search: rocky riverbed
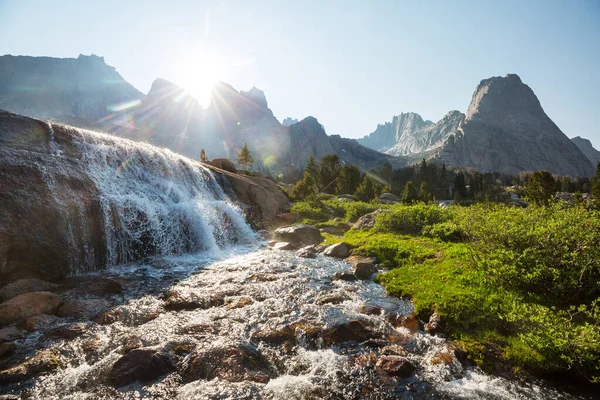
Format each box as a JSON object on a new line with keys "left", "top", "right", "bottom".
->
{"left": 0, "top": 242, "right": 584, "bottom": 400}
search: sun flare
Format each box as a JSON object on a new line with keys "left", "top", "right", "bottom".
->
{"left": 175, "top": 51, "right": 224, "bottom": 107}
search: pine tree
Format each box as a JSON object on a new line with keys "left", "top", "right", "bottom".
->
{"left": 592, "top": 161, "right": 600, "bottom": 199}
{"left": 525, "top": 171, "right": 556, "bottom": 206}
{"left": 318, "top": 154, "right": 341, "bottom": 194}
{"left": 402, "top": 181, "right": 419, "bottom": 204}
{"left": 200, "top": 149, "right": 208, "bottom": 162}
{"left": 419, "top": 181, "right": 430, "bottom": 203}
{"left": 355, "top": 175, "right": 376, "bottom": 202}
{"left": 236, "top": 143, "right": 254, "bottom": 172}
{"left": 305, "top": 155, "right": 319, "bottom": 189}
{"left": 291, "top": 170, "right": 317, "bottom": 200}
{"left": 337, "top": 164, "right": 361, "bottom": 195}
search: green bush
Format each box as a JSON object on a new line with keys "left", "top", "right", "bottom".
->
{"left": 456, "top": 203, "right": 600, "bottom": 306}
{"left": 421, "top": 221, "right": 463, "bottom": 242}
{"left": 290, "top": 201, "right": 328, "bottom": 221}
{"left": 374, "top": 203, "right": 453, "bottom": 234}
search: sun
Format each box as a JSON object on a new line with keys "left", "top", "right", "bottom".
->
{"left": 175, "top": 51, "right": 224, "bottom": 108}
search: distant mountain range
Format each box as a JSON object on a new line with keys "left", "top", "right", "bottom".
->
{"left": 359, "top": 74, "right": 596, "bottom": 177}
{"left": 0, "top": 54, "right": 597, "bottom": 176}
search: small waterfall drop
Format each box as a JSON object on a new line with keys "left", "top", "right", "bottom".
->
{"left": 72, "top": 127, "right": 257, "bottom": 267}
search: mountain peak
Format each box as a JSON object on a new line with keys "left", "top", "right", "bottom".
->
{"left": 467, "top": 73, "right": 543, "bottom": 119}
{"left": 240, "top": 86, "right": 268, "bottom": 108}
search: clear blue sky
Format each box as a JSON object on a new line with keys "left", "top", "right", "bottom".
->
{"left": 1, "top": 0, "right": 599, "bottom": 146}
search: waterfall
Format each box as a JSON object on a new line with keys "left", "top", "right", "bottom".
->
{"left": 71, "top": 127, "right": 257, "bottom": 268}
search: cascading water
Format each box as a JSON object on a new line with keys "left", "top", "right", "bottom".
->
{"left": 72, "top": 127, "right": 257, "bottom": 267}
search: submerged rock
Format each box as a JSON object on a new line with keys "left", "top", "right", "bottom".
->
{"left": 332, "top": 271, "right": 357, "bottom": 282}
{"left": 44, "top": 322, "right": 91, "bottom": 340}
{"left": 296, "top": 245, "right": 317, "bottom": 258}
{"left": 56, "top": 298, "right": 110, "bottom": 319}
{"left": 24, "top": 314, "right": 61, "bottom": 331}
{"left": 0, "top": 326, "right": 23, "bottom": 342}
{"left": 0, "top": 291, "right": 61, "bottom": 326}
{"left": 163, "top": 290, "right": 224, "bottom": 311}
{"left": 109, "top": 348, "right": 175, "bottom": 387}
{"left": 321, "top": 320, "right": 381, "bottom": 345}
{"left": 0, "top": 349, "right": 61, "bottom": 384}
{"left": 181, "top": 343, "right": 273, "bottom": 384}
{"left": 0, "top": 342, "right": 17, "bottom": 359}
{"left": 376, "top": 355, "right": 416, "bottom": 378}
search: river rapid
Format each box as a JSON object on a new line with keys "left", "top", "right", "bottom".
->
{"left": 2, "top": 244, "right": 585, "bottom": 400}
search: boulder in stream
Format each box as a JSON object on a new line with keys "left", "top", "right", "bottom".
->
{"left": 0, "top": 279, "right": 61, "bottom": 302}
{"left": 109, "top": 348, "right": 175, "bottom": 387}
{"left": 376, "top": 355, "right": 416, "bottom": 378}
{"left": 272, "top": 225, "right": 323, "bottom": 246}
{"left": 0, "top": 291, "right": 61, "bottom": 326}
{"left": 0, "top": 349, "right": 61, "bottom": 384}
{"left": 322, "top": 242, "right": 352, "bottom": 258}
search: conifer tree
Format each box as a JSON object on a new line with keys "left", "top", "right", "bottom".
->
{"left": 200, "top": 149, "right": 208, "bottom": 162}
{"left": 236, "top": 143, "right": 254, "bottom": 172}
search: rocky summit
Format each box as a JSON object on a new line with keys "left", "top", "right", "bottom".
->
{"left": 571, "top": 136, "right": 600, "bottom": 167}
{"left": 359, "top": 74, "right": 596, "bottom": 177}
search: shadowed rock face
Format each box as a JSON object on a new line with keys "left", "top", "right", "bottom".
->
{"left": 571, "top": 136, "right": 600, "bottom": 167}
{"left": 0, "top": 54, "right": 144, "bottom": 122}
{"left": 0, "top": 111, "right": 288, "bottom": 285}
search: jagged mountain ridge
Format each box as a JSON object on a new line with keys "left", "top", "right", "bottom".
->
{"left": 0, "top": 54, "right": 402, "bottom": 173}
{"left": 571, "top": 136, "right": 600, "bottom": 167}
{"left": 359, "top": 74, "right": 595, "bottom": 177}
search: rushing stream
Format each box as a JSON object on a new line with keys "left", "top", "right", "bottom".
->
{"left": 2, "top": 245, "right": 586, "bottom": 399}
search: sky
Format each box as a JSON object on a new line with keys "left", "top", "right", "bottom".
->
{"left": 1, "top": 0, "right": 599, "bottom": 146}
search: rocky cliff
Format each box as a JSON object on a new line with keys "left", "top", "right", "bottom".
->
{"left": 0, "top": 110, "right": 288, "bottom": 284}
{"left": 571, "top": 136, "right": 600, "bottom": 167}
{"left": 357, "top": 112, "right": 432, "bottom": 152}
{"left": 0, "top": 54, "right": 144, "bottom": 122}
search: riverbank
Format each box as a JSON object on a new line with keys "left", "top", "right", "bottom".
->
{"left": 288, "top": 198, "right": 600, "bottom": 395}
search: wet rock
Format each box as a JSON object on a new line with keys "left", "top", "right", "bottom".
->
{"left": 0, "top": 279, "right": 61, "bottom": 301}
{"left": 323, "top": 242, "right": 352, "bottom": 258}
{"left": 353, "top": 262, "right": 378, "bottom": 280}
{"left": 96, "top": 306, "right": 160, "bottom": 326}
{"left": 352, "top": 209, "right": 387, "bottom": 230}
{"left": 430, "top": 351, "right": 456, "bottom": 366}
{"left": 321, "top": 320, "right": 381, "bottom": 345}
{"left": 296, "top": 245, "right": 317, "bottom": 258}
{"left": 225, "top": 296, "right": 254, "bottom": 310}
{"left": 314, "top": 244, "right": 328, "bottom": 253}
{"left": 181, "top": 343, "right": 273, "bottom": 384}
{"left": 424, "top": 312, "right": 442, "bottom": 335}
{"left": 272, "top": 225, "right": 323, "bottom": 246}
{"left": 359, "top": 305, "right": 383, "bottom": 316}
{"left": 376, "top": 355, "right": 416, "bottom": 378}
{"left": 56, "top": 298, "right": 110, "bottom": 319}
{"left": 82, "top": 335, "right": 104, "bottom": 358}
{"left": 109, "top": 348, "right": 175, "bottom": 387}
{"left": 316, "top": 292, "right": 351, "bottom": 305}
{"left": 0, "top": 291, "right": 61, "bottom": 326}
{"left": 0, "top": 326, "right": 23, "bottom": 342}
{"left": 0, "top": 349, "right": 61, "bottom": 384}
{"left": 251, "top": 326, "right": 295, "bottom": 345}
{"left": 381, "top": 345, "right": 408, "bottom": 357}
{"left": 60, "top": 276, "right": 123, "bottom": 296}
{"left": 387, "top": 313, "right": 420, "bottom": 333}
{"left": 273, "top": 242, "right": 296, "bottom": 250}
{"left": 86, "top": 278, "right": 123, "bottom": 296}
{"left": 122, "top": 335, "right": 143, "bottom": 353}
{"left": 331, "top": 271, "right": 357, "bottom": 282}
{"left": 0, "top": 342, "right": 17, "bottom": 358}
{"left": 257, "top": 230, "right": 270, "bottom": 240}
{"left": 163, "top": 290, "right": 224, "bottom": 311}
{"left": 354, "top": 351, "right": 378, "bottom": 367}
{"left": 44, "top": 322, "right": 90, "bottom": 339}
{"left": 178, "top": 323, "right": 217, "bottom": 336}
{"left": 0, "top": 395, "right": 19, "bottom": 400}
{"left": 24, "top": 314, "right": 61, "bottom": 331}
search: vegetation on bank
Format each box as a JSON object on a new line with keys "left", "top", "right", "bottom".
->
{"left": 291, "top": 198, "right": 600, "bottom": 382}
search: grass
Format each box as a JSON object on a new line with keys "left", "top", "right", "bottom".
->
{"left": 306, "top": 199, "right": 600, "bottom": 382}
